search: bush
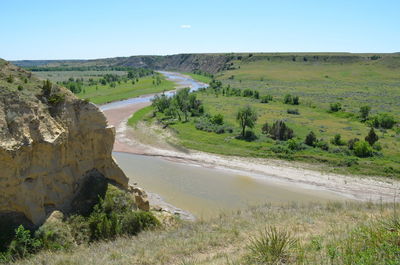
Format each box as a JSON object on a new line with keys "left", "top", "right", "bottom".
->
{"left": 260, "top": 95, "right": 273, "bottom": 103}
{"left": 35, "top": 219, "right": 75, "bottom": 251}
{"left": 347, "top": 138, "right": 360, "bottom": 150}
{"left": 48, "top": 94, "right": 65, "bottom": 105}
{"left": 353, "top": 141, "right": 373, "bottom": 158}
{"left": 263, "top": 120, "right": 294, "bottom": 141}
{"left": 211, "top": 114, "right": 224, "bottom": 125}
{"left": 369, "top": 113, "right": 396, "bottom": 129}
{"left": 241, "top": 130, "right": 257, "bottom": 141}
{"left": 121, "top": 211, "right": 160, "bottom": 236}
{"left": 287, "top": 139, "right": 304, "bottom": 151}
{"left": 287, "top": 109, "right": 299, "bottom": 115}
{"left": 329, "top": 102, "right": 342, "bottom": 112}
{"left": 331, "top": 134, "right": 345, "bottom": 146}
{"left": 316, "top": 140, "right": 329, "bottom": 151}
{"left": 195, "top": 116, "right": 233, "bottom": 134}
{"left": 304, "top": 131, "right": 317, "bottom": 147}
{"left": 246, "top": 226, "right": 297, "bottom": 264}
{"left": 283, "top": 94, "right": 299, "bottom": 105}
{"left": 359, "top": 105, "right": 371, "bottom": 122}
{"left": 242, "top": 89, "right": 254, "bottom": 97}
{"left": 7, "top": 226, "right": 42, "bottom": 260}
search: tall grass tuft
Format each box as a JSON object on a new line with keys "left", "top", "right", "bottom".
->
{"left": 246, "top": 226, "right": 297, "bottom": 264}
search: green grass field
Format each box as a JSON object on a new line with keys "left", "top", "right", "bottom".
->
{"left": 217, "top": 57, "right": 400, "bottom": 118}
{"left": 181, "top": 72, "right": 212, "bottom": 84}
{"left": 75, "top": 75, "right": 175, "bottom": 104}
{"left": 33, "top": 70, "right": 176, "bottom": 104}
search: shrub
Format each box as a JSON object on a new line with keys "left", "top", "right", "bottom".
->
{"left": 35, "top": 219, "right": 75, "bottom": 251}
{"left": 7, "top": 225, "right": 42, "bottom": 260}
{"left": 264, "top": 120, "right": 294, "bottom": 141}
{"left": 195, "top": 116, "right": 232, "bottom": 134}
{"left": 283, "top": 94, "right": 299, "bottom": 105}
{"left": 347, "top": 138, "right": 360, "bottom": 150}
{"left": 292, "top": 96, "right": 299, "bottom": 105}
{"left": 284, "top": 94, "right": 292, "bottom": 104}
{"left": 260, "top": 95, "right": 273, "bottom": 103}
{"left": 359, "top": 105, "right": 371, "bottom": 122}
{"left": 331, "top": 134, "right": 345, "bottom": 146}
{"left": 121, "top": 211, "right": 160, "bottom": 236}
{"left": 287, "top": 139, "right": 304, "bottom": 151}
{"left": 369, "top": 113, "right": 396, "bottom": 129}
{"left": 353, "top": 141, "right": 373, "bottom": 158}
{"left": 329, "top": 102, "right": 342, "bottom": 112}
{"left": 287, "top": 109, "right": 299, "bottom": 115}
{"left": 246, "top": 226, "right": 297, "bottom": 264}
{"left": 365, "top": 128, "right": 379, "bottom": 146}
{"left": 242, "top": 89, "right": 254, "bottom": 97}
{"left": 304, "top": 131, "right": 317, "bottom": 147}
{"left": 253, "top": 90, "right": 260, "bottom": 99}
{"left": 42, "top": 79, "right": 52, "bottom": 97}
{"left": 17, "top": 85, "right": 23, "bottom": 91}
{"left": 316, "top": 140, "right": 329, "bottom": 151}
{"left": 48, "top": 94, "right": 65, "bottom": 105}
{"left": 211, "top": 114, "right": 224, "bottom": 125}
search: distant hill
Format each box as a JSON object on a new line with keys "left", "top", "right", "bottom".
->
{"left": 12, "top": 52, "right": 400, "bottom": 74}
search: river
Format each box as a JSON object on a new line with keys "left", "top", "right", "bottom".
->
{"left": 101, "top": 72, "right": 348, "bottom": 219}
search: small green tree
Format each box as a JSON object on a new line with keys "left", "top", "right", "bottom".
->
{"left": 236, "top": 106, "right": 257, "bottom": 138}
{"left": 365, "top": 128, "right": 379, "bottom": 146}
{"left": 354, "top": 141, "right": 373, "bottom": 158}
{"left": 331, "top": 134, "right": 345, "bottom": 146}
{"left": 305, "top": 131, "right": 317, "bottom": 147}
{"left": 359, "top": 105, "right": 371, "bottom": 122}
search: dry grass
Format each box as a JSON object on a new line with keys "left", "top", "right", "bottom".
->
{"left": 12, "top": 201, "right": 398, "bottom": 265}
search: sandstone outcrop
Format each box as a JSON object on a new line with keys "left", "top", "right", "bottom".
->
{"left": 0, "top": 59, "right": 128, "bottom": 226}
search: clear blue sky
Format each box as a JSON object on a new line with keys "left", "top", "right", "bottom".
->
{"left": 2, "top": 0, "right": 399, "bottom": 60}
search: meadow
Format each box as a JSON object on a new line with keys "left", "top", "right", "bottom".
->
{"left": 11, "top": 202, "right": 400, "bottom": 265}
{"left": 34, "top": 70, "right": 176, "bottom": 104}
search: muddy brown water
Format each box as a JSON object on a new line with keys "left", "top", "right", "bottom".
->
{"left": 114, "top": 152, "right": 347, "bottom": 219}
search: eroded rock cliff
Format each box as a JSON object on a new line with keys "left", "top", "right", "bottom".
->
{"left": 0, "top": 59, "right": 128, "bottom": 226}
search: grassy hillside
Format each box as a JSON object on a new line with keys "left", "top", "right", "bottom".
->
{"left": 216, "top": 54, "right": 400, "bottom": 117}
{"left": 11, "top": 202, "right": 400, "bottom": 265}
{"left": 135, "top": 54, "right": 400, "bottom": 177}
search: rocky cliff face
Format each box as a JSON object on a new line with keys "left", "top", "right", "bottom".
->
{"left": 0, "top": 60, "right": 128, "bottom": 226}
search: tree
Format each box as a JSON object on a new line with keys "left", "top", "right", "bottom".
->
{"left": 236, "top": 106, "right": 257, "bottom": 138}
{"left": 359, "top": 105, "right": 371, "bottom": 122}
{"left": 305, "top": 131, "right": 317, "bottom": 146}
{"left": 264, "top": 120, "right": 294, "bottom": 141}
{"left": 354, "top": 141, "right": 373, "bottom": 158}
{"left": 365, "top": 128, "right": 379, "bottom": 146}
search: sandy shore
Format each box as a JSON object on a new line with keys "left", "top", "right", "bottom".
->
{"left": 102, "top": 72, "right": 400, "bottom": 204}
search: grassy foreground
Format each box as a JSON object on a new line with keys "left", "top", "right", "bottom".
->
{"left": 12, "top": 202, "right": 400, "bottom": 265}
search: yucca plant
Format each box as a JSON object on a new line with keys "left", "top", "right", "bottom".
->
{"left": 247, "top": 226, "right": 297, "bottom": 264}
